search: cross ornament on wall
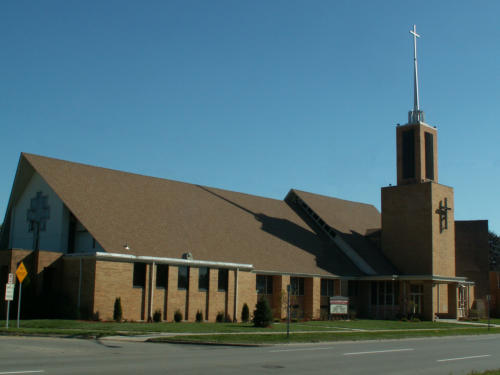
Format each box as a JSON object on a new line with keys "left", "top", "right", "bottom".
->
{"left": 26, "top": 191, "right": 50, "bottom": 251}
{"left": 435, "top": 198, "right": 452, "bottom": 233}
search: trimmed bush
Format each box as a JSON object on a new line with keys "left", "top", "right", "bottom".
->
{"left": 196, "top": 310, "right": 203, "bottom": 322}
{"left": 253, "top": 297, "right": 273, "bottom": 327}
{"left": 241, "top": 303, "right": 250, "bottom": 322}
{"left": 174, "top": 310, "right": 183, "bottom": 322}
{"left": 113, "top": 297, "right": 123, "bottom": 322}
{"left": 216, "top": 311, "right": 225, "bottom": 323}
{"left": 153, "top": 309, "right": 162, "bottom": 322}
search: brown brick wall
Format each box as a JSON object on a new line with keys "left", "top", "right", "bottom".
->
{"left": 94, "top": 261, "right": 145, "bottom": 321}
{"left": 272, "top": 275, "right": 290, "bottom": 319}
{"left": 396, "top": 123, "right": 438, "bottom": 185}
{"left": 381, "top": 183, "right": 455, "bottom": 277}
{"left": 382, "top": 183, "right": 433, "bottom": 274}
{"left": 455, "top": 220, "right": 490, "bottom": 299}
{"left": 236, "top": 270, "right": 257, "bottom": 322}
{"left": 61, "top": 257, "right": 96, "bottom": 317}
{"left": 304, "top": 277, "right": 320, "bottom": 320}
{"left": 431, "top": 185, "right": 455, "bottom": 277}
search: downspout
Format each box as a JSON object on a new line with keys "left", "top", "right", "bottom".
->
{"left": 233, "top": 268, "right": 239, "bottom": 322}
{"left": 77, "top": 258, "right": 82, "bottom": 311}
{"left": 149, "top": 262, "right": 155, "bottom": 321}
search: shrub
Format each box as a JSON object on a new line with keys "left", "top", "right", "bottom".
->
{"left": 113, "top": 297, "right": 123, "bottom": 322}
{"left": 225, "top": 314, "right": 232, "bottom": 323}
{"left": 92, "top": 311, "right": 100, "bottom": 321}
{"left": 349, "top": 308, "right": 357, "bottom": 320}
{"left": 216, "top": 311, "right": 225, "bottom": 323}
{"left": 153, "top": 309, "right": 162, "bottom": 322}
{"left": 253, "top": 297, "right": 273, "bottom": 327}
{"left": 174, "top": 310, "right": 183, "bottom": 322}
{"left": 241, "top": 303, "right": 250, "bottom": 322}
{"left": 196, "top": 310, "right": 203, "bottom": 322}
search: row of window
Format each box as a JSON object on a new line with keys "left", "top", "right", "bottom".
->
{"left": 255, "top": 276, "right": 305, "bottom": 296}
{"left": 133, "top": 266, "right": 357, "bottom": 297}
{"left": 133, "top": 263, "right": 228, "bottom": 292}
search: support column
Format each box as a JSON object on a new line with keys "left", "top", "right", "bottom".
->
{"left": 448, "top": 283, "right": 457, "bottom": 319}
{"left": 304, "top": 277, "right": 320, "bottom": 320}
{"left": 272, "top": 275, "right": 290, "bottom": 319}
{"left": 207, "top": 268, "right": 218, "bottom": 322}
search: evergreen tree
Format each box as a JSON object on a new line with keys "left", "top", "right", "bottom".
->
{"left": 113, "top": 297, "right": 123, "bottom": 322}
{"left": 252, "top": 297, "right": 272, "bottom": 327}
{"left": 241, "top": 303, "right": 250, "bottom": 323}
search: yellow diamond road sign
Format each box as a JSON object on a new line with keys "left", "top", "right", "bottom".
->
{"left": 16, "top": 262, "right": 28, "bottom": 283}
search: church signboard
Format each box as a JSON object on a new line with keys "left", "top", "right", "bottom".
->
{"left": 329, "top": 296, "right": 349, "bottom": 315}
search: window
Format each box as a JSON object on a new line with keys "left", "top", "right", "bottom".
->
{"left": 290, "top": 277, "right": 304, "bottom": 296}
{"left": 133, "top": 263, "right": 146, "bottom": 288}
{"left": 321, "top": 279, "right": 334, "bottom": 296}
{"left": 371, "top": 281, "right": 400, "bottom": 305}
{"left": 156, "top": 264, "right": 168, "bottom": 289}
{"left": 402, "top": 129, "right": 415, "bottom": 179}
{"left": 178, "top": 266, "right": 189, "bottom": 290}
{"left": 256, "top": 275, "right": 273, "bottom": 295}
{"left": 425, "top": 132, "right": 434, "bottom": 180}
{"left": 409, "top": 284, "right": 423, "bottom": 314}
{"left": 218, "top": 269, "right": 228, "bottom": 291}
{"left": 198, "top": 267, "right": 209, "bottom": 291}
{"left": 348, "top": 280, "right": 359, "bottom": 297}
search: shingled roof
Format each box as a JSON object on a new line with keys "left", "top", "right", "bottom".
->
{"left": 291, "top": 190, "right": 397, "bottom": 275}
{"left": 2, "top": 153, "right": 398, "bottom": 277}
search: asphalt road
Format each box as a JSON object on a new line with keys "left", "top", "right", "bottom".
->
{"left": 0, "top": 334, "right": 499, "bottom": 374}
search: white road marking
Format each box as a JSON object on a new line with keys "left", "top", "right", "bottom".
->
{"left": 343, "top": 348, "right": 414, "bottom": 356}
{"left": 0, "top": 371, "right": 45, "bottom": 375}
{"left": 437, "top": 354, "right": 491, "bottom": 362}
{"left": 270, "top": 347, "right": 332, "bottom": 353}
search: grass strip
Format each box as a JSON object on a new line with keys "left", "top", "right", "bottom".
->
{"left": 150, "top": 327, "right": 500, "bottom": 345}
{"left": 0, "top": 319, "right": 468, "bottom": 333}
{"left": 0, "top": 327, "right": 123, "bottom": 338}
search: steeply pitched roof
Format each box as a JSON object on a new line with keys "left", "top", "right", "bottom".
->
{"left": 18, "top": 153, "right": 365, "bottom": 277}
{"left": 291, "top": 189, "right": 397, "bottom": 275}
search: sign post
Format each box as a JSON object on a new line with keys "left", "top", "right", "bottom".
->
{"left": 329, "top": 296, "right": 349, "bottom": 318}
{"left": 4, "top": 274, "right": 15, "bottom": 329}
{"left": 486, "top": 295, "right": 491, "bottom": 331}
{"left": 15, "top": 262, "right": 28, "bottom": 329}
{"left": 286, "top": 284, "right": 291, "bottom": 339}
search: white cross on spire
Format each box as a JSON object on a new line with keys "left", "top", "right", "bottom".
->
{"left": 408, "top": 25, "right": 424, "bottom": 124}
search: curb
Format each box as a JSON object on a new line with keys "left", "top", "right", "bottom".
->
{"left": 146, "top": 338, "right": 267, "bottom": 347}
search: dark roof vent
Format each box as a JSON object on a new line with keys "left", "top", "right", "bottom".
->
{"left": 182, "top": 252, "right": 193, "bottom": 260}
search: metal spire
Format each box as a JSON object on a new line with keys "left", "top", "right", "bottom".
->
{"left": 408, "top": 25, "right": 425, "bottom": 124}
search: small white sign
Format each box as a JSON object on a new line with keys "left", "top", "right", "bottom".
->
{"left": 8, "top": 273, "right": 14, "bottom": 284}
{"left": 5, "top": 283, "right": 15, "bottom": 301}
{"left": 329, "top": 296, "right": 349, "bottom": 315}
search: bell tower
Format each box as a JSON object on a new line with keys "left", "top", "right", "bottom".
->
{"left": 381, "top": 26, "right": 455, "bottom": 279}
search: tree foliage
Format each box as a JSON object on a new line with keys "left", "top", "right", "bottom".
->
{"left": 489, "top": 231, "right": 500, "bottom": 270}
{"left": 253, "top": 297, "right": 273, "bottom": 327}
{"left": 241, "top": 303, "right": 250, "bottom": 323}
{"left": 113, "top": 297, "right": 123, "bottom": 322}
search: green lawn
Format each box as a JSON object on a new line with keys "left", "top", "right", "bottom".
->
{"left": 478, "top": 318, "right": 500, "bottom": 325}
{"left": 0, "top": 319, "right": 498, "bottom": 342}
{"left": 151, "top": 327, "right": 500, "bottom": 344}
{"left": 0, "top": 319, "right": 467, "bottom": 334}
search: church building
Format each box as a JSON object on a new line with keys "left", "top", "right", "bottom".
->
{"left": 0, "top": 27, "right": 491, "bottom": 322}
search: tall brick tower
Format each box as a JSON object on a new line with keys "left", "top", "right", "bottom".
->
{"left": 381, "top": 26, "right": 456, "bottom": 278}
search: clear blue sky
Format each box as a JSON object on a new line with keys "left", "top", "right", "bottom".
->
{"left": 1, "top": 1, "right": 499, "bottom": 234}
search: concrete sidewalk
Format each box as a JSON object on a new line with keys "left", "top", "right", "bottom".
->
{"left": 99, "top": 319, "right": 500, "bottom": 342}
